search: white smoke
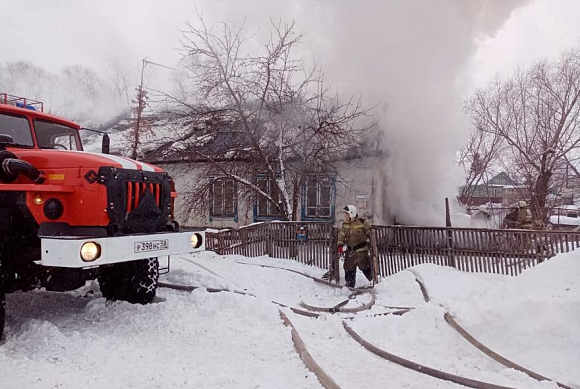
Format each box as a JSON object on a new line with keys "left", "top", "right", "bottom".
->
{"left": 1, "top": 0, "right": 532, "bottom": 226}
{"left": 195, "top": 0, "right": 529, "bottom": 226}
{"left": 305, "top": 1, "right": 531, "bottom": 226}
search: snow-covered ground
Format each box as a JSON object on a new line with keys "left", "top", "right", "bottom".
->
{"left": 1, "top": 250, "right": 578, "bottom": 388}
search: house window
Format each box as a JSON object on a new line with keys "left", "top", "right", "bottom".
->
{"left": 304, "top": 176, "right": 333, "bottom": 219}
{"left": 256, "top": 176, "right": 280, "bottom": 218}
{"left": 210, "top": 178, "right": 236, "bottom": 218}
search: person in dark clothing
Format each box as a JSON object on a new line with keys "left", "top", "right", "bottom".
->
{"left": 337, "top": 205, "right": 373, "bottom": 288}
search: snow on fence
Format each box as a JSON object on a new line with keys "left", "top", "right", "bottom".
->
{"left": 204, "top": 223, "right": 580, "bottom": 277}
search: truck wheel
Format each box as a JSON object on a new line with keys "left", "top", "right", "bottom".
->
{"left": 98, "top": 258, "right": 159, "bottom": 304}
{"left": 0, "top": 273, "right": 5, "bottom": 341}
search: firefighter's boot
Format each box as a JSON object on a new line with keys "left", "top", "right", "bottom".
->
{"left": 345, "top": 271, "right": 356, "bottom": 288}
{"left": 361, "top": 267, "right": 373, "bottom": 281}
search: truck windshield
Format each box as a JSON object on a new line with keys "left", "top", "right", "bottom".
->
{"left": 34, "top": 120, "right": 81, "bottom": 151}
{"left": 0, "top": 113, "right": 34, "bottom": 147}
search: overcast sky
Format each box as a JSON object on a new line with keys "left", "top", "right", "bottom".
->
{"left": 2, "top": 0, "right": 580, "bottom": 224}
{"left": 1, "top": 0, "right": 579, "bottom": 90}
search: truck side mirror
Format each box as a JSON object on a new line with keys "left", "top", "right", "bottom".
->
{"left": 102, "top": 133, "right": 110, "bottom": 154}
{"left": 0, "top": 134, "right": 14, "bottom": 151}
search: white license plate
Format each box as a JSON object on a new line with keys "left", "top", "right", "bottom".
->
{"left": 134, "top": 239, "right": 169, "bottom": 253}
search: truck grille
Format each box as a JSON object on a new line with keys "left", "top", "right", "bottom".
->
{"left": 96, "top": 167, "right": 171, "bottom": 234}
{"left": 126, "top": 181, "right": 164, "bottom": 214}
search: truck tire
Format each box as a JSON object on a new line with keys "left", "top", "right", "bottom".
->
{"left": 0, "top": 272, "right": 5, "bottom": 341}
{"left": 98, "top": 258, "right": 159, "bottom": 304}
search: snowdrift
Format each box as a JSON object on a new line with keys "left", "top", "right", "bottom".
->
{"left": 0, "top": 250, "right": 577, "bottom": 388}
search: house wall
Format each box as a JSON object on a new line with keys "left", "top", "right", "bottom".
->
{"left": 332, "top": 157, "right": 390, "bottom": 225}
{"left": 158, "top": 163, "right": 255, "bottom": 229}
{"left": 502, "top": 187, "right": 528, "bottom": 206}
{"left": 159, "top": 156, "right": 390, "bottom": 228}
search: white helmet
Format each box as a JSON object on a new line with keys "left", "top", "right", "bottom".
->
{"left": 343, "top": 205, "right": 357, "bottom": 219}
{"left": 518, "top": 200, "right": 528, "bottom": 208}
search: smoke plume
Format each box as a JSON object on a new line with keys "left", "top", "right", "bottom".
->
{"left": 198, "top": 0, "right": 529, "bottom": 225}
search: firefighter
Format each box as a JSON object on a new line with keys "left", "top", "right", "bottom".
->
{"left": 338, "top": 205, "right": 373, "bottom": 288}
{"left": 516, "top": 200, "right": 533, "bottom": 229}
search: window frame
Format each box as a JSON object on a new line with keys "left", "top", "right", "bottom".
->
{"left": 209, "top": 177, "right": 238, "bottom": 221}
{"left": 33, "top": 119, "right": 82, "bottom": 151}
{"left": 253, "top": 175, "right": 282, "bottom": 221}
{"left": 0, "top": 112, "right": 35, "bottom": 147}
{"left": 301, "top": 175, "right": 335, "bottom": 221}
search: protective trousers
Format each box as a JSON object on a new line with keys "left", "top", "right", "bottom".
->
{"left": 343, "top": 250, "right": 372, "bottom": 287}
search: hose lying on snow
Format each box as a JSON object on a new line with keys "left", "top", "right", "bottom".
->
{"left": 236, "top": 261, "right": 346, "bottom": 290}
{"left": 279, "top": 310, "right": 342, "bottom": 389}
{"left": 343, "top": 321, "right": 518, "bottom": 389}
{"left": 406, "top": 269, "right": 574, "bottom": 389}
{"left": 173, "top": 257, "right": 411, "bottom": 316}
{"left": 236, "top": 261, "right": 377, "bottom": 294}
{"left": 236, "top": 261, "right": 417, "bottom": 315}
{"left": 158, "top": 281, "right": 255, "bottom": 297}
{"left": 158, "top": 281, "right": 319, "bottom": 318}
{"left": 300, "top": 290, "right": 377, "bottom": 314}
{"left": 0, "top": 151, "right": 45, "bottom": 184}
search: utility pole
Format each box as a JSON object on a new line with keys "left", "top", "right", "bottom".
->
{"left": 131, "top": 58, "right": 177, "bottom": 160}
{"left": 132, "top": 58, "right": 147, "bottom": 160}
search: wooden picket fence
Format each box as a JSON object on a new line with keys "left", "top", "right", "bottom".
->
{"left": 373, "top": 226, "right": 580, "bottom": 276}
{"left": 205, "top": 222, "right": 337, "bottom": 270}
{"left": 204, "top": 223, "right": 580, "bottom": 278}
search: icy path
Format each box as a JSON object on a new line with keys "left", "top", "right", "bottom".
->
{"left": 1, "top": 251, "right": 578, "bottom": 388}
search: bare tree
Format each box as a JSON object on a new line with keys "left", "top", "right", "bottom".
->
{"left": 465, "top": 48, "right": 580, "bottom": 223}
{"left": 105, "top": 56, "right": 133, "bottom": 105}
{"left": 1, "top": 61, "right": 129, "bottom": 128}
{"left": 457, "top": 126, "right": 503, "bottom": 205}
{"left": 168, "top": 15, "right": 375, "bottom": 221}
{"left": 0, "top": 61, "right": 57, "bottom": 102}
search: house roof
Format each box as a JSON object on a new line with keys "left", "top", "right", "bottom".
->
{"left": 143, "top": 130, "right": 256, "bottom": 163}
{"left": 487, "top": 172, "right": 520, "bottom": 186}
{"left": 104, "top": 108, "right": 381, "bottom": 165}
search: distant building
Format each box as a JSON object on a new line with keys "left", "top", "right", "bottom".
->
{"left": 459, "top": 172, "right": 527, "bottom": 206}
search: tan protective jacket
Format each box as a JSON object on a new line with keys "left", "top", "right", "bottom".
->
{"left": 337, "top": 218, "right": 371, "bottom": 252}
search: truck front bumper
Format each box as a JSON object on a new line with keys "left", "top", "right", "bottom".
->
{"left": 40, "top": 231, "right": 205, "bottom": 268}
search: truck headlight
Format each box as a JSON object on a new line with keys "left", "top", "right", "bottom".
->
{"left": 190, "top": 233, "right": 203, "bottom": 249}
{"left": 80, "top": 242, "right": 101, "bottom": 262}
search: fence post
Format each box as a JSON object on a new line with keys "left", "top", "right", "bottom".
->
{"left": 217, "top": 231, "right": 224, "bottom": 255}
{"left": 290, "top": 224, "right": 298, "bottom": 259}
{"left": 266, "top": 222, "right": 273, "bottom": 257}
{"left": 330, "top": 227, "right": 340, "bottom": 283}
{"left": 370, "top": 227, "right": 380, "bottom": 283}
{"left": 445, "top": 198, "right": 456, "bottom": 268}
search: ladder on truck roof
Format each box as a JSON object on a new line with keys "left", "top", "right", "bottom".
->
{"left": 0, "top": 92, "right": 44, "bottom": 112}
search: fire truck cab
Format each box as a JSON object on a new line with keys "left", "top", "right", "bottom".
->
{"left": 0, "top": 93, "right": 204, "bottom": 340}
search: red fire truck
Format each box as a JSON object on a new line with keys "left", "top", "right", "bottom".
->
{"left": 0, "top": 93, "right": 204, "bottom": 340}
